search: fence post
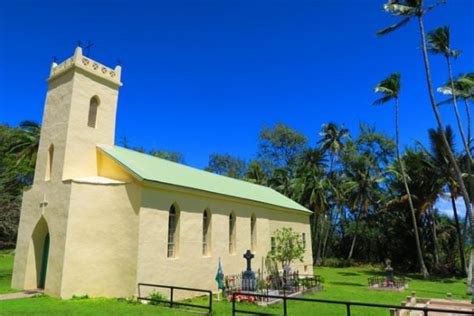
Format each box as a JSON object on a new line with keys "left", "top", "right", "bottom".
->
{"left": 208, "top": 291, "right": 212, "bottom": 315}
{"left": 170, "top": 287, "right": 174, "bottom": 308}
{"left": 423, "top": 308, "right": 428, "bottom": 316}
{"left": 232, "top": 293, "right": 236, "bottom": 316}
{"left": 346, "top": 303, "right": 351, "bottom": 316}
{"left": 283, "top": 296, "right": 287, "bottom": 316}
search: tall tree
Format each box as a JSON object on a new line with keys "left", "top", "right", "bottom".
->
{"left": 438, "top": 73, "right": 474, "bottom": 149}
{"left": 425, "top": 126, "right": 468, "bottom": 275}
{"left": 9, "top": 120, "right": 41, "bottom": 170}
{"left": 427, "top": 26, "right": 471, "bottom": 162}
{"left": 318, "top": 123, "right": 350, "bottom": 173}
{"left": 343, "top": 154, "right": 383, "bottom": 260}
{"left": 318, "top": 123, "right": 350, "bottom": 261}
{"left": 378, "top": 0, "right": 474, "bottom": 291}
{"left": 205, "top": 153, "right": 247, "bottom": 179}
{"left": 245, "top": 160, "right": 267, "bottom": 185}
{"left": 258, "top": 123, "right": 308, "bottom": 175}
{"left": 294, "top": 148, "right": 328, "bottom": 264}
{"left": 373, "top": 73, "right": 428, "bottom": 277}
{"left": 268, "top": 168, "right": 294, "bottom": 197}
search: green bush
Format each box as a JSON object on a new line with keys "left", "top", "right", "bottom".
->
{"left": 322, "top": 257, "right": 354, "bottom": 267}
{"left": 147, "top": 291, "right": 168, "bottom": 306}
{"left": 71, "top": 294, "right": 89, "bottom": 300}
{"left": 116, "top": 296, "right": 140, "bottom": 305}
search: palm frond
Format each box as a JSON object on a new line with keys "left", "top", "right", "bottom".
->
{"left": 372, "top": 95, "right": 393, "bottom": 105}
{"left": 436, "top": 97, "right": 454, "bottom": 106}
{"left": 427, "top": 26, "right": 450, "bottom": 56}
{"left": 383, "top": 3, "right": 417, "bottom": 16}
{"left": 376, "top": 17, "right": 411, "bottom": 36}
{"left": 451, "top": 49, "right": 461, "bottom": 59}
{"left": 437, "top": 86, "right": 452, "bottom": 95}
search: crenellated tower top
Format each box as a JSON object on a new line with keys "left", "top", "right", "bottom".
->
{"left": 48, "top": 47, "right": 122, "bottom": 86}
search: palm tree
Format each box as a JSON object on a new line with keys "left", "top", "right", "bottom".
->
{"left": 268, "top": 168, "right": 293, "bottom": 197}
{"left": 245, "top": 160, "right": 267, "bottom": 185}
{"left": 439, "top": 74, "right": 474, "bottom": 238}
{"left": 9, "top": 121, "right": 41, "bottom": 169}
{"left": 378, "top": 0, "right": 474, "bottom": 290}
{"left": 318, "top": 123, "right": 350, "bottom": 261}
{"left": 425, "top": 126, "right": 467, "bottom": 275}
{"left": 427, "top": 26, "right": 471, "bottom": 162}
{"left": 294, "top": 149, "right": 328, "bottom": 264}
{"left": 343, "top": 154, "right": 383, "bottom": 260}
{"left": 373, "top": 73, "right": 429, "bottom": 277}
{"left": 319, "top": 123, "right": 350, "bottom": 173}
{"left": 438, "top": 73, "right": 474, "bottom": 148}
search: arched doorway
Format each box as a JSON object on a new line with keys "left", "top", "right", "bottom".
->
{"left": 38, "top": 234, "right": 50, "bottom": 289}
{"left": 31, "top": 217, "right": 50, "bottom": 289}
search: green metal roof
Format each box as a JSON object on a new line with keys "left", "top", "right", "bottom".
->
{"left": 98, "top": 145, "right": 311, "bottom": 214}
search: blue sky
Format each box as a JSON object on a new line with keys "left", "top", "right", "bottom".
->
{"left": 1, "top": 0, "right": 473, "bottom": 173}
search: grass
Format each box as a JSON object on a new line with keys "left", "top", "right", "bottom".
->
{"left": 0, "top": 250, "right": 470, "bottom": 315}
{"left": 0, "top": 249, "right": 15, "bottom": 294}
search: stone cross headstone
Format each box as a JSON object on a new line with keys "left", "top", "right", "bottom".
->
{"left": 244, "top": 249, "right": 254, "bottom": 271}
{"left": 242, "top": 250, "right": 256, "bottom": 291}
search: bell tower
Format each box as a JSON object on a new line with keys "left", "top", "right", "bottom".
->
{"left": 34, "top": 47, "right": 122, "bottom": 182}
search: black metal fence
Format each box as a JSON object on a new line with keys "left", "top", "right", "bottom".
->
{"left": 368, "top": 276, "right": 407, "bottom": 288}
{"left": 224, "top": 271, "right": 322, "bottom": 296}
{"left": 137, "top": 283, "right": 212, "bottom": 315}
{"left": 231, "top": 292, "right": 474, "bottom": 316}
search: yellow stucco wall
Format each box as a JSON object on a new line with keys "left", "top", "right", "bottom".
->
{"left": 136, "top": 182, "right": 313, "bottom": 299}
{"left": 59, "top": 181, "right": 141, "bottom": 298}
{"left": 11, "top": 181, "right": 72, "bottom": 296}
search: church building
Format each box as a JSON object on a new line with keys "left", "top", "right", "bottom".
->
{"left": 11, "top": 47, "right": 313, "bottom": 298}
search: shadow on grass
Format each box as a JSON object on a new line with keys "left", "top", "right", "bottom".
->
{"left": 357, "top": 269, "right": 385, "bottom": 277}
{"left": 329, "top": 282, "right": 364, "bottom": 287}
{"left": 406, "top": 273, "right": 466, "bottom": 283}
{"left": 337, "top": 272, "right": 359, "bottom": 276}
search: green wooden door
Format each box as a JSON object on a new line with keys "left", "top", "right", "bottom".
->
{"left": 38, "top": 234, "right": 50, "bottom": 289}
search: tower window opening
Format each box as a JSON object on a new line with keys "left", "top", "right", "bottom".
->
{"left": 88, "top": 96, "right": 99, "bottom": 128}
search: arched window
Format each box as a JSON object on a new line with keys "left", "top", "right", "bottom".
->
{"left": 87, "top": 96, "right": 100, "bottom": 128}
{"left": 45, "top": 144, "right": 54, "bottom": 181}
{"left": 250, "top": 214, "right": 257, "bottom": 253}
{"left": 167, "top": 204, "right": 179, "bottom": 258}
{"left": 202, "top": 209, "right": 211, "bottom": 256}
{"left": 229, "top": 212, "right": 236, "bottom": 255}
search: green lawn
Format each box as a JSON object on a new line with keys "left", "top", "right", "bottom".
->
{"left": 0, "top": 249, "right": 15, "bottom": 294}
{"left": 0, "top": 250, "right": 469, "bottom": 315}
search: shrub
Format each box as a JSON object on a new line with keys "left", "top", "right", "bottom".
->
{"left": 117, "top": 296, "right": 140, "bottom": 305}
{"left": 322, "top": 257, "right": 354, "bottom": 268}
{"left": 147, "top": 291, "right": 168, "bottom": 306}
{"left": 71, "top": 294, "right": 89, "bottom": 300}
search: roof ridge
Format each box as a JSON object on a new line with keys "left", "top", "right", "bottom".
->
{"left": 97, "top": 144, "right": 311, "bottom": 213}
{"left": 109, "top": 144, "right": 277, "bottom": 191}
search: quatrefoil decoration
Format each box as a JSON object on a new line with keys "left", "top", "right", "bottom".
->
{"left": 82, "top": 58, "right": 90, "bottom": 66}
{"left": 92, "top": 63, "right": 99, "bottom": 70}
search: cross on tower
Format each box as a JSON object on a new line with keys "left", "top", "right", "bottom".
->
{"left": 243, "top": 249, "right": 254, "bottom": 272}
{"left": 40, "top": 194, "right": 48, "bottom": 215}
{"left": 84, "top": 40, "right": 94, "bottom": 57}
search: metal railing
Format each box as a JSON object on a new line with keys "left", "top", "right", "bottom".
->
{"left": 368, "top": 276, "right": 406, "bottom": 288}
{"left": 231, "top": 292, "right": 474, "bottom": 316}
{"left": 137, "top": 282, "right": 212, "bottom": 315}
